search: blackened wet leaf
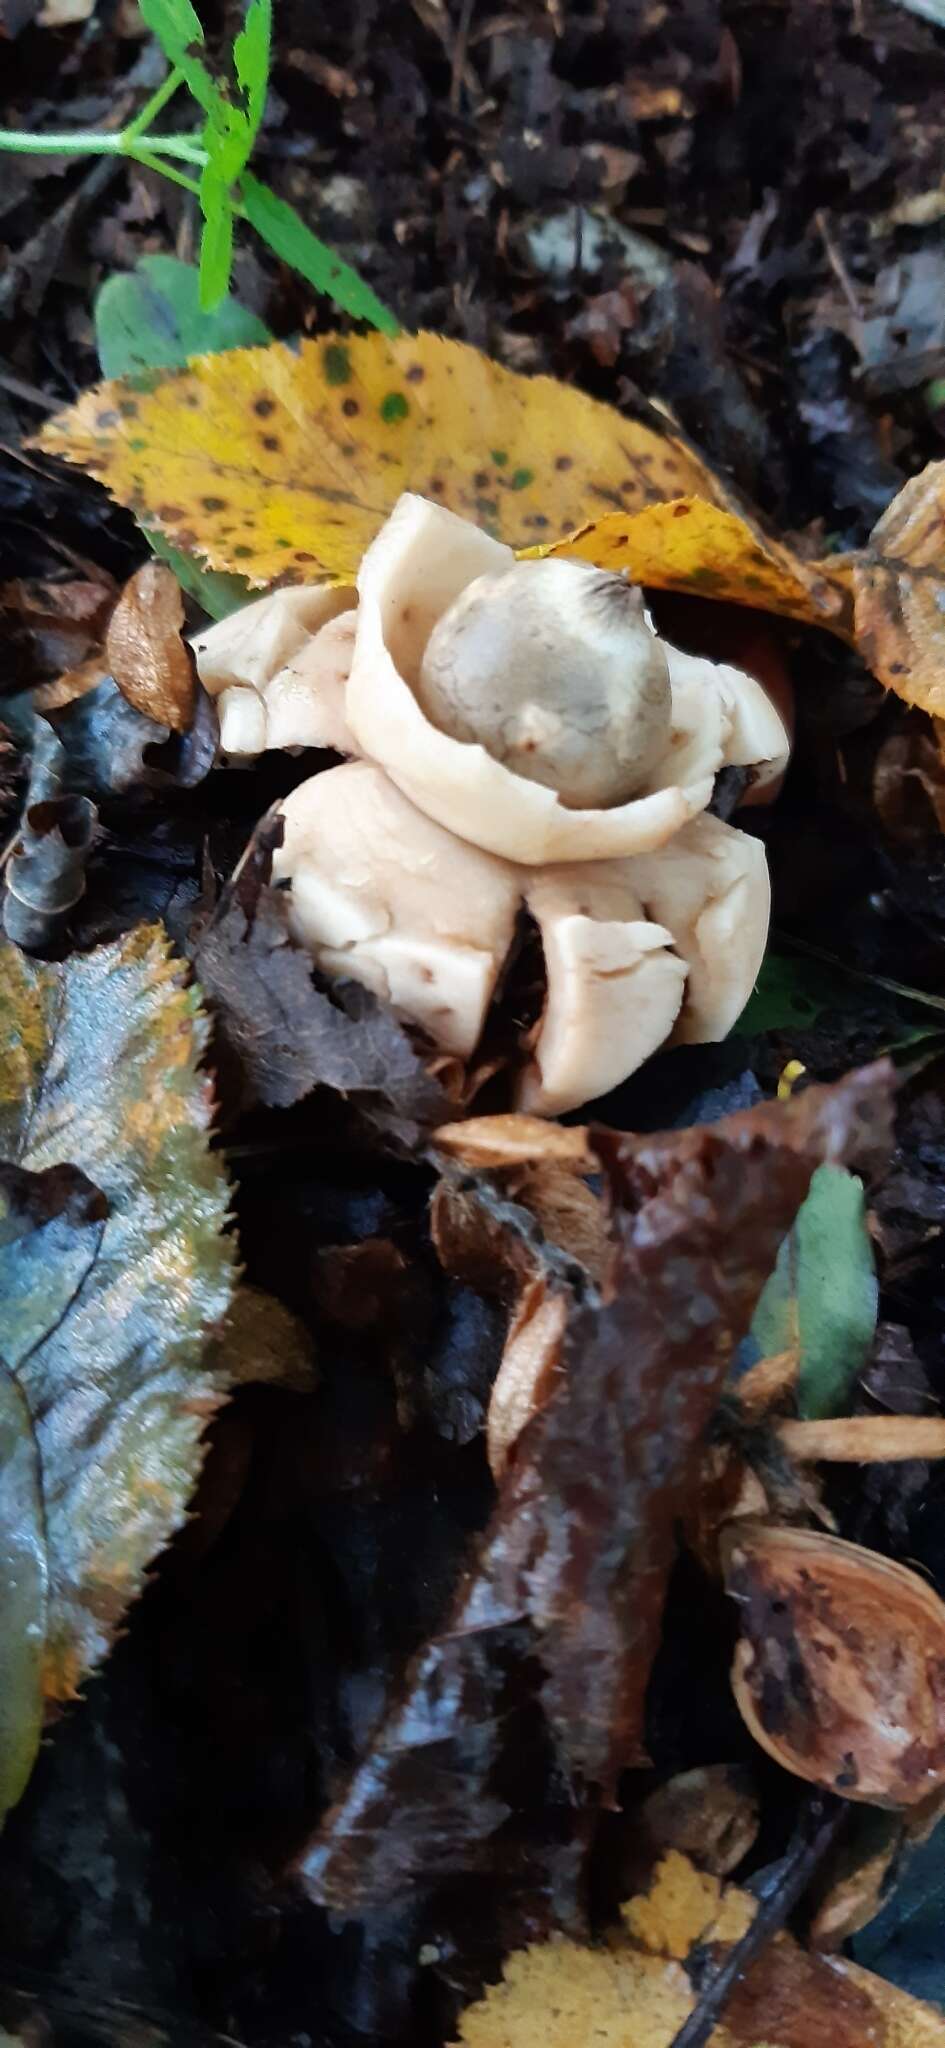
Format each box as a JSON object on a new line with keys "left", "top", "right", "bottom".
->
{"left": 190, "top": 816, "right": 447, "bottom": 1143}
{"left": 300, "top": 1065, "right": 893, "bottom": 1914}
{"left": 2, "top": 791, "right": 97, "bottom": 954}
{"left": 0, "top": 927, "right": 235, "bottom": 1724}
{"left": 45, "top": 674, "right": 218, "bottom": 799}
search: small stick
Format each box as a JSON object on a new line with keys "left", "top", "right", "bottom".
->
{"left": 815, "top": 207, "right": 862, "bottom": 319}
{"left": 668, "top": 1794, "right": 846, "bottom": 2048}
{"left": 777, "top": 1415, "right": 945, "bottom": 1462}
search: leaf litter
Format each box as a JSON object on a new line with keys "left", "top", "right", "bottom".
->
{"left": 8, "top": 6, "right": 945, "bottom": 2041}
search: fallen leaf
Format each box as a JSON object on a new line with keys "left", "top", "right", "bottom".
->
{"left": 0, "top": 926, "right": 235, "bottom": 1724}
{"left": 300, "top": 1065, "right": 892, "bottom": 1914}
{"left": 550, "top": 496, "right": 850, "bottom": 628}
{"left": 455, "top": 1849, "right": 945, "bottom": 2047}
{"left": 847, "top": 462, "right": 945, "bottom": 715}
{"left": 210, "top": 1284, "right": 317, "bottom": 1391}
{"left": 189, "top": 813, "right": 447, "bottom": 1143}
{"left": 105, "top": 559, "right": 195, "bottom": 731}
{"left": 36, "top": 331, "right": 735, "bottom": 586}
{"left": 749, "top": 1163, "right": 878, "bottom": 1419}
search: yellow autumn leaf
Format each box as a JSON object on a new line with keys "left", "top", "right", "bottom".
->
{"left": 549, "top": 497, "right": 853, "bottom": 633}
{"left": 37, "top": 331, "right": 728, "bottom": 588}
{"left": 454, "top": 1850, "right": 945, "bottom": 2048}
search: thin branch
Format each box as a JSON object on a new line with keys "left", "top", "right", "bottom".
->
{"left": 668, "top": 1794, "right": 846, "bottom": 2048}
{"left": 777, "top": 1414, "right": 945, "bottom": 1462}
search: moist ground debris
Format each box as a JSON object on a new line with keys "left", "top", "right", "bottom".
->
{"left": 5, "top": 4, "right": 945, "bottom": 2047}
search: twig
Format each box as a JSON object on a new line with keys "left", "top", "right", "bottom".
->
{"left": 814, "top": 208, "right": 862, "bottom": 320}
{"left": 777, "top": 1414, "right": 945, "bottom": 1461}
{"left": 668, "top": 1794, "right": 846, "bottom": 2048}
{"left": 449, "top": 0, "right": 477, "bottom": 111}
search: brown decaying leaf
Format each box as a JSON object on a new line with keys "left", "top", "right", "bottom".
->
{"left": 105, "top": 560, "right": 195, "bottom": 732}
{"left": 725, "top": 1523, "right": 945, "bottom": 1807}
{"left": 297, "top": 1065, "right": 893, "bottom": 1916}
{"left": 845, "top": 461, "right": 945, "bottom": 716}
{"left": 189, "top": 812, "right": 446, "bottom": 1144}
{"left": 454, "top": 1848, "right": 945, "bottom": 2047}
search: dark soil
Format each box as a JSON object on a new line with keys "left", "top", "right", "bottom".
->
{"left": 3, "top": 3, "right": 945, "bottom": 2045}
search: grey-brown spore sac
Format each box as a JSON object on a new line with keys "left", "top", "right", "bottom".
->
{"left": 415, "top": 557, "right": 672, "bottom": 809}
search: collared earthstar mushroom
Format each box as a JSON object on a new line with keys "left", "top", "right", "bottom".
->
{"left": 195, "top": 492, "right": 790, "bottom": 1115}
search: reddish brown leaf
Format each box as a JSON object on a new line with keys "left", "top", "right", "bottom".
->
{"left": 105, "top": 560, "right": 195, "bottom": 732}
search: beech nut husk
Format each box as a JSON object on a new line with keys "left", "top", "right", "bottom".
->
{"left": 724, "top": 1523, "right": 945, "bottom": 1807}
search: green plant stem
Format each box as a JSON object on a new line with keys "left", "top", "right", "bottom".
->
{"left": 131, "top": 149, "right": 203, "bottom": 198}
{"left": 0, "top": 129, "right": 206, "bottom": 166}
{"left": 124, "top": 66, "right": 185, "bottom": 143}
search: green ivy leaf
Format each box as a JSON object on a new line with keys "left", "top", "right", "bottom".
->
{"left": 239, "top": 173, "right": 400, "bottom": 334}
{"left": 0, "top": 928, "right": 236, "bottom": 1792}
{"left": 749, "top": 1162, "right": 878, "bottom": 1419}
{"left": 96, "top": 253, "right": 270, "bottom": 378}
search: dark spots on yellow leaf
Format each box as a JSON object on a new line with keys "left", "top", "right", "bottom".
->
{"left": 475, "top": 496, "right": 499, "bottom": 519}
{"left": 294, "top": 551, "right": 318, "bottom": 563}
{"left": 253, "top": 396, "right": 276, "bottom": 418}
{"left": 342, "top": 397, "right": 360, "bottom": 418}
{"left": 118, "top": 400, "right": 139, "bottom": 419}
{"left": 555, "top": 455, "right": 572, "bottom": 472}
{"left": 889, "top": 661, "right": 906, "bottom": 675}
{"left": 262, "top": 434, "right": 282, "bottom": 453}
{"left": 672, "top": 503, "right": 692, "bottom": 518}
{"left": 323, "top": 343, "right": 352, "bottom": 386}
{"left": 341, "top": 442, "right": 356, "bottom": 457}
{"left": 405, "top": 363, "right": 425, "bottom": 383}
{"left": 177, "top": 529, "right": 197, "bottom": 550}
{"left": 158, "top": 504, "right": 187, "bottom": 522}
{"left": 184, "top": 394, "right": 200, "bottom": 410}
{"left": 742, "top": 573, "right": 764, "bottom": 589}
{"left": 590, "top": 485, "right": 626, "bottom": 510}
{"left": 524, "top": 514, "right": 550, "bottom": 529}
{"left": 380, "top": 391, "right": 409, "bottom": 423}
{"left": 429, "top": 477, "right": 445, "bottom": 494}
{"left": 202, "top": 496, "right": 227, "bottom": 513}
{"left": 510, "top": 468, "right": 533, "bottom": 491}
{"left": 96, "top": 409, "right": 119, "bottom": 430}
{"left": 275, "top": 538, "right": 292, "bottom": 549}
{"left": 474, "top": 469, "right": 489, "bottom": 489}
{"left": 129, "top": 438, "right": 146, "bottom": 452}
{"left": 233, "top": 546, "right": 253, "bottom": 560}
{"left": 688, "top": 567, "right": 724, "bottom": 589}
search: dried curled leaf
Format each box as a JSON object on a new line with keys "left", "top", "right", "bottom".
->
{"left": 105, "top": 559, "right": 196, "bottom": 732}
{"left": 299, "top": 1065, "right": 893, "bottom": 1915}
{"left": 725, "top": 1524, "right": 945, "bottom": 1807}
{"left": 36, "top": 331, "right": 734, "bottom": 586}
{"left": 848, "top": 462, "right": 945, "bottom": 716}
{"left": 455, "top": 1849, "right": 945, "bottom": 2048}
{"left": 0, "top": 927, "right": 235, "bottom": 1720}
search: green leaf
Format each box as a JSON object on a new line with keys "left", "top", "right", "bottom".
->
{"left": 95, "top": 257, "right": 265, "bottom": 616}
{"left": 239, "top": 173, "right": 400, "bottom": 334}
{"left": 95, "top": 254, "right": 270, "bottom": 378}
{"left": 233, "top": 0, "right": 271, "bottom": 138}
{"left": 750, "top": 1162, "right": 878, "bottom": 1419}
{"left": 198, "top": 168, "right": 235, "bottom": 311}
{"left": 137, "top": 0, "right": 223, "bottom": 122}
{"left": 138, "top": 0, "right": 204, "bottom": 49}
{"left": 734, "top": 950, "right": 847, "bottom": 1035}
{"left": 0, "top": 928, "right": 236, "bottom": 1735}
